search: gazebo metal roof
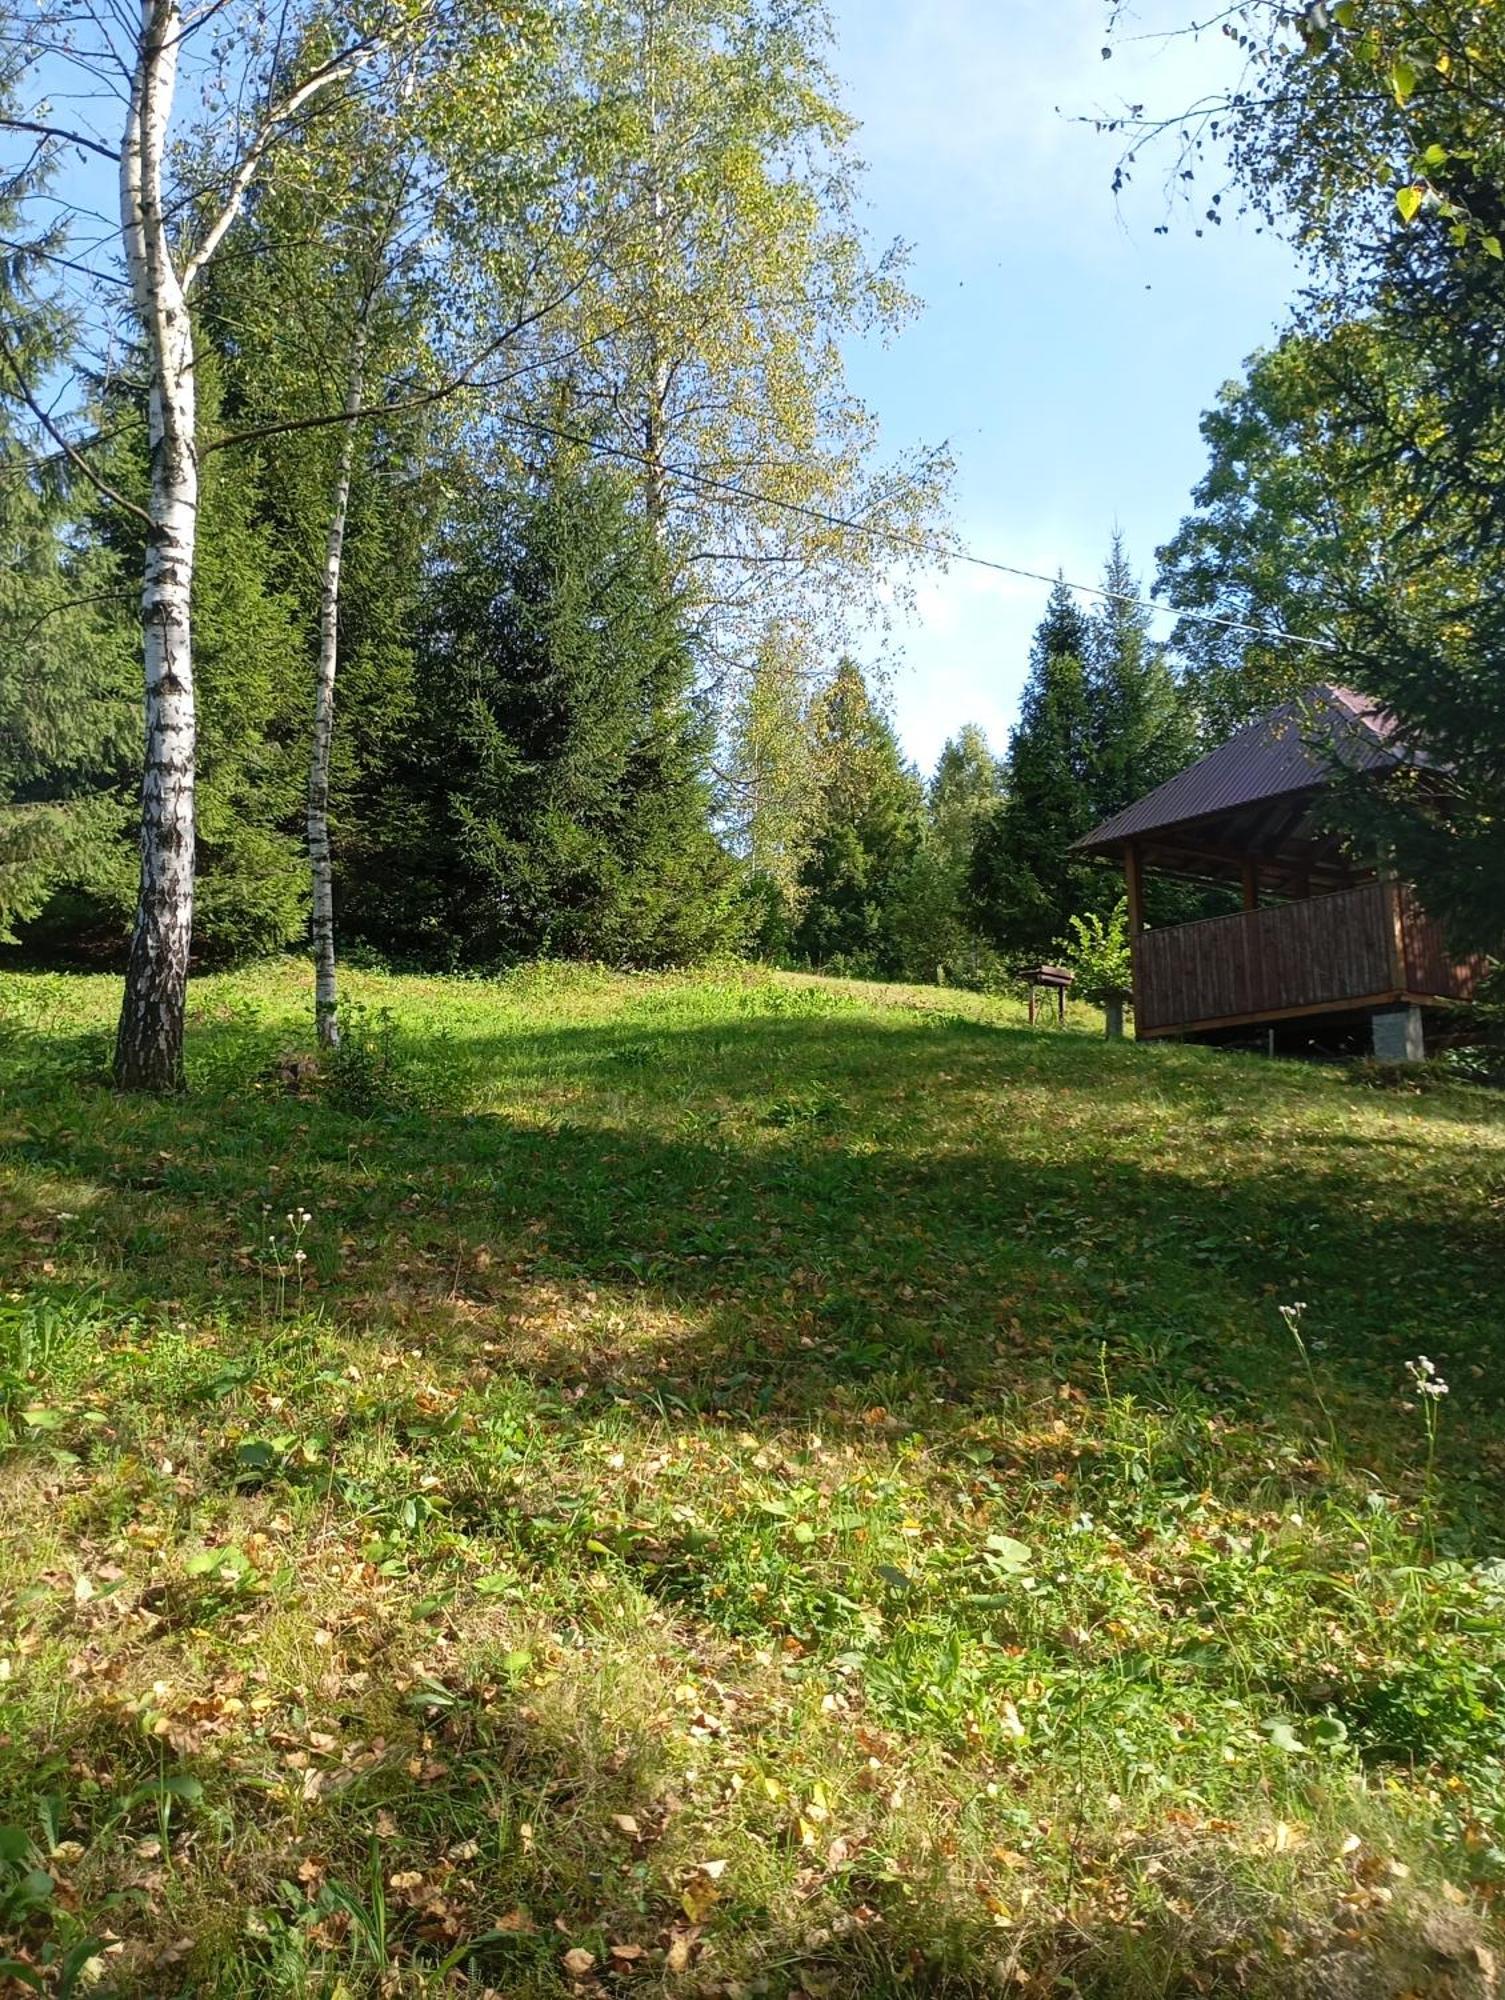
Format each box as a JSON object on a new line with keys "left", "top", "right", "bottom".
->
{"left": 1073, "top": 686, "right": 1402, "bottom": 860}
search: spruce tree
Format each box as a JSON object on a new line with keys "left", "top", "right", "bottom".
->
{"left": 856, "top": 724, "right": 1005, "bottom": 987}
{"left": 970, "top": 579, "right": 1100, "bottom": 962}
{"left": 401, "top": 454, "right": 738, "bottom": 967}
{"left": 0, "top": 131, "right": 138, "bottom": 945}
{"left": 0, "top": 442, "right": 138, "bottom": 946}
{"left": 791, "top": 660, "right": 924, "bottom": 972}
{"left": 1087, "top": 535, "right": 1193, "bottom": 820}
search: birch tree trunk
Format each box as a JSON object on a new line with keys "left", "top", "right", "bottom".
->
{"left": 308, "top": 324, "right": 369, "bottom": 1048}
{"left": 105, "top": 0, "right": 366, "bottom": 1089}
{"left": 641, "top": 0, "right": 668, "bottom": 533}
{"left": 114, "top": 0, "right": 199, "bottom": 1093}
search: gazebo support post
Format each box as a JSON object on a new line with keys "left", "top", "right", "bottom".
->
{"left": 1123, "top": 842, "right": 1144, "bottom": 937}
{"left": 1121, "top": 844, "right": 1145, "bottom": 1040}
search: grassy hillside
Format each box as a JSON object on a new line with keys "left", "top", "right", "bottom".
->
{"left": 1, "top": 962, "right": 1504, "bottom": 1998}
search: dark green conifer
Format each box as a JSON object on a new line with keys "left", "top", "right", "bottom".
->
{"left": 402, "top": 452, "right": 739, "bottom": 966}
{"left": 970, "top": 578, "right": 1100, "bottom": 961}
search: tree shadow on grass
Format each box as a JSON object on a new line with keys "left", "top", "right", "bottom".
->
{"left": 0, "top": 1004, "right": 1502, "bottom": 1506}
{"left": 13, "top": 1660, "right": 1491, "bottom": 2000}
{"left": 3, "top": 1000, "right": 1505, "bottom": 1994}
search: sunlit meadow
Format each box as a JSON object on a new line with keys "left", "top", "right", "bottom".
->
{"left": 1, "top": 962, "right": 1503, "bottom": 1997}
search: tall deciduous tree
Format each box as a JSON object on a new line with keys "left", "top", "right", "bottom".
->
{"left": 197, "top": 92, "right": 427, "bottom": 1040}
{"left": 74, "top": 343, "right": 318, "bottom": 965}
{"left": 2, "top": 0, "right": 571, "bottom": 1082}
{"left": 929, "top": 724, "right": 1006, "bottom": 872}
{"left": 1155, "top": 326, "right": 1407, "bottom": 739}
{"left": 1124, "top": 0, "right": 1505, "bottom": 953}
{"left": 199, "top": 16, "right": 580, "bottom": 1038}
{"left": 535, "top": 0, "right": 949, "bottom": 694}
{"left": 1, "top": 0, "right": 427, "bottom": 1087}
{"left": 723, "top": 626, "right": 824, "bottom": 954}
{"left": 111, "top": 10, "right": 393, "bottom": 1087}
{"left": 6, "top": 350, "right": 315, "bottom": 969}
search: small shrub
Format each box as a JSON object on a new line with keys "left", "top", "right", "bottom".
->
{"left": 320, "top": 1002, "right": 413, "bottom": 1116}
{"left": 766, "top": 1087, "right": 845, "bottom": 1129}
{"left": 1436, "top": 1041, "right": 1505, "bottom": 1089}
{"left": 1348, "top": 1057, "right": 1467, "bottom": 1095}
{"left": 607, "top": 1040, "right": 663, "bottom": 1070}
{"left": 0, "top": 1297, "right": 95, "bottom": 1451}
{"left": 1057, "top": 900, "right": 1132, "bottom": 1002}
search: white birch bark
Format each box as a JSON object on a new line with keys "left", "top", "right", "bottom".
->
{"left": 641, "top": 0, "right": 668, "bottom": 531}
{"left": 309, "top": 323, "right": 369, "bottom": 1048}
{"left": 109, "top": 11, "right": 369, "bottom": 1089}
{"left": 114, "top": 0, "right": 198, "bottom": 1093}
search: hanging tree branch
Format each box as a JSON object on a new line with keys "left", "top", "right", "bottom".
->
{"left": 181, "top": 43, "right": 378, "bottom": 293}
{"left": 0, "top": 328, "right": 152, "bottom": 523}
{"left": 0, "top": 115, "right": 120, "bottom": 163}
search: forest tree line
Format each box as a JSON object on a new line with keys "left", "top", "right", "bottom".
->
{"left": 3, "top": 0, "right": 1504, "bottom": 1088}
{"left": 0, "top": 0, "right": 1207, "bottom": 1021}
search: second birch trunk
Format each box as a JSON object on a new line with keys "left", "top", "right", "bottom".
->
{"left": 308, "top": 325, "right": 369, "bottom": 1047}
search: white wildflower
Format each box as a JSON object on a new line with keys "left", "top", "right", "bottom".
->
{"left": 1406, "top": 1355, "right": 1449, "bottom": 1399}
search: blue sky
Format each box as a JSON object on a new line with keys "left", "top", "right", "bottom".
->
{"left": 827, "top": 0, "right": 1302, "bottom": 772}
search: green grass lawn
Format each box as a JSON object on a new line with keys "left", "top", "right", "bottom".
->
{"left": 2, "top": 961, "right": 1504, "bottom": 1998}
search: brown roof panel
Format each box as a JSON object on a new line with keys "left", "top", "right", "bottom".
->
{"left": 1073, "top": 685, "right": 1401, "bottom": 856}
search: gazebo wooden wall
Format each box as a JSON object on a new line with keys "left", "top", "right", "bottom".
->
{"left": 1133, "top": 879, "right": 1483, "bottom": 1038}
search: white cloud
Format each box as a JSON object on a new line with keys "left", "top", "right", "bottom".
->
{"left": 882, "top": 523, "right": 1190, "bottom": 776}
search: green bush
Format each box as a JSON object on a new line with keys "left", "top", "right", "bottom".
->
{"left": 1058, "top": 899, "right": 1132, "bottom": 1001}
{"left": 320, "top": 1002, "right": 412, "bottom": 1117}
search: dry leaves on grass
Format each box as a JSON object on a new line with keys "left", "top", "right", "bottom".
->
{"left": 681, "top": 1857, "right": 729, "bottom": 1924}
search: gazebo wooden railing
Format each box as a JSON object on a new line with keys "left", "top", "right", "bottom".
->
{"left": 1134, "top": 880, "right": 1480, "bottom": 1038}
{"left": 1073, "top": 689, "right": 1492, "bottom": 1054}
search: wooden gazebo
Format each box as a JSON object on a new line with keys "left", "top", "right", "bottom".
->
{"left": 1072, "top": 686, "right": 1486, "bottom": 1058}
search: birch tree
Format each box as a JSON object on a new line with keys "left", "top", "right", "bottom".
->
{"left": 522, "top": 0, "right": 951, "bottom": 694}
{"left": 3, "top": 0, "right": 570, "bottom": 1080}
{"left": 299, "top": 192, "right": 412, "bottom": 1048}
{"left": 119, "top": 11, "right": 401, "bottom": 1089}
{"left": 191, "top": 24, "right": 589, "bottom": 1045}
{"left": 205, "top": 110, "right": 419, "bottom": 1044}
{"left": 0, "top": 0, "right": 430, "bottom": 1088}
{"left": 722, "top": 624, "right": 824, "bottom": 911}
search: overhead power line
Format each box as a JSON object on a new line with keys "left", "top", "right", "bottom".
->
{"left": 5, "top": 368, "right": 1340, "bottom": 661}
{"left": 503, "top": 413, "right": 1344, "bottom": 659}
